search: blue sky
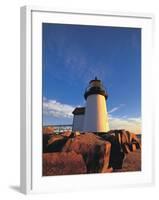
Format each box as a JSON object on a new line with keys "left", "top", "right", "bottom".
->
{"left": 42, "top": 23, "right": 141, "bottom": 133}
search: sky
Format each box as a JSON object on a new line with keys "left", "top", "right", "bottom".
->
{"left": 42, "top": 23, "right": 141, "bottom": 134}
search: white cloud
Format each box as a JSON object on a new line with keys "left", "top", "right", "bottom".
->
{"left": 128, "top": 118, "right": 141, "bottom": 123}
{"left": 109, "top": 116, "right": 141, "bottom": 134}
{"left": 108, "top": 104, "right": 125, "bottom": 114}
{"left": 108, "top": 104, "right": 141, "bottom": 133}
{"left": 108, "top": 107, "right": 120, "bottom": 114}
{"left": 43, "top": 98, "right": 141, "bottom": 133}
{"left": 43, "top": 97, "right": 75, "bottom": 119}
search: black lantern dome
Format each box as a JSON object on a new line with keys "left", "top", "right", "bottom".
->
{"left": 84, "top": 77, "right": 108, "bottom": 100}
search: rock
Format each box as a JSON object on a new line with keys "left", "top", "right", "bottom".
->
{"left": 119, "top": 130, "right": 141, "bottom": 152}
{"left": 130, "top": 140, "right": 141, "bottom": 151}
{"left": 48, "top": 134, "right": 64, "bottom": 145}
{"left": 43, "top": 129, "right": 141, "bottom": 173}
{"left": 119, "top": 130, "right": 131, "bottom": 153}
{"left": 43, "top": 151, "right": 87, "bottom": 176}
{"left": 46, "top": 135, "right": 68, "bottom": 152}
{"left": 100, "top": 131, "right": 125, "bottom": 169}
{"left": 100, "top": 142, "right": 113, "bottom": 173}
{"left": 100, "top": 129, "right": 141, "bottom": 169}
{"left": 43, "top": 134, "right": 52, "bottom": 153}
{"left": 62, "top": 133, "right": 111, "bottom": 173}
{"left": 43, "top": 126, "right": 54, "bottom": 134}
{"left": 102, "top": 129, "right": 141, "bottom": 152}
{"left": 131, "top": 143, "right": 137, "bottom": 151}
{"left": 127, "top": 131, "right": 141, "bottom": 149}
{"left": 113, "top": 150, "right": 141, "bottom": 172}
{"left": 74, "top": 131, "right": 80, "bottom": 136}
{"left": 61, "top": 131, "right": 73, "bottom": 138}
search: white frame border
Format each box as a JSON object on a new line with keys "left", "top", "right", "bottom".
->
{"left": 20, "top": 6, "right": 155, "bottom": 194}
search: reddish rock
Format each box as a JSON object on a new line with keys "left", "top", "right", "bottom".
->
{"left": 119, "top": 130, "right": 141, "bottom": 152}
{"left": 113, "top": 150, "right": 141, "bottom": 172}
{"left": 43, "top": 126, "right": 54, "bottom": 134}
{"left": 48, "top": 134, "right": 64, "bottom": 145}
{"left": 43, "top": 151, "right": 87, "bottom": 176}
{"left": 62, "top": 133, "right": 111, "bottom": 173}
{"left": 127, "top": 131, "right": 141, "bottom": 149}
{"left": 131, "top": 143, "right": 137, "bottom": 151}
{"left": 46, "top": 134, "right": 67, "bottom": 152}
{"left": 100, "top": 129, "right": 141, "bottom": 169}
{"left": 102, "top": 129, "right": 141, "bottom": 153}
{"left": 61, "top": 131, "right": 73, "bottom": 138}
{"left": 100, "top": 131, "right": 125, "bottom": 169}
{"left": 74, "top": 131, "right": 81, "bottom": 136}
{"left": 100, "top": 142, "right": 112, "bottom": 173}
{"left": 43, "top": 129, "right": 141, "bottom": 174}
{"left": 43, "top": 134, "right": 52, "bottom": 153}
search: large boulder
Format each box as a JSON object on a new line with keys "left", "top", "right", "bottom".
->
{"left": 62, "top": 133, "right": 111, "bottom": 173}
{"left": 100, "top": 129, "right": 141, "bottom": 169}
{"left": 119, "top": 130, "right": 141, "bottom": 152}
{"left": 100, "top": 132, "right": 125, "bottom": 169}
{"left": 43, "top": 151, "right": 87, "bottom": 176}
{"left": 61, "top": 131, "right": 74, "bottom": 138}
{"left": 126, "top": 131, "right": 141, "bottom": 150}
{"left": 43, "top": 134, "right": 52, "bottom": 153}
{"left": 43, "top": 126, "right": 54, "bottom": 134}
{"left": 45, "top": 134, "right": 68, "bottom": 153}
{"left": 113, "top": 150, "right": 141, "bottom": 172}
{"left": 101, "top": 129, "right": 141, "bottom": 152}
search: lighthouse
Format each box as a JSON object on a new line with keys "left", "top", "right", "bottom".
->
{"left": 83, "top": 77, "right": 109, "bottom": 133}
{"left": 72, "top": 77, "right": 109, "bottom": 133}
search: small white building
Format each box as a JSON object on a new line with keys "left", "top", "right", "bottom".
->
{"left": 72, "top": 107, "right": 85, "bottom": 132}
{"left": 72, "top": 77, "right": 110, "bottom": 133}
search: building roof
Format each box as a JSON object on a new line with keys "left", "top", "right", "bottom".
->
{"left": 89, "top": 76, "right": 101, "bottom": 84}
{"left": 72, "top": 107, "right": 85, "bottom": 115}
{"left": 84, "top": 77, "right": 108, "bottom": 100}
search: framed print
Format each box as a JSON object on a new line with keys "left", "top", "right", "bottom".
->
{"left": 20, "top": 6, "right": 154, "bottom": 194}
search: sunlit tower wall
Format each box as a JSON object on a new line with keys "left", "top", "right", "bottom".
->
{"left": 83, "top": 77, "right": 109, "bottom": 133}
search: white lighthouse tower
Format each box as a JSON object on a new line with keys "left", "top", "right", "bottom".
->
{"left": 83, "top": 77, "right": 109, "bottom": 133}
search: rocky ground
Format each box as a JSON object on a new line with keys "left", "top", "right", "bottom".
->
{"left": 114, "top": 150, "right": 141, "bottom": 172}
{"left": 42, "top": 130, "right": 141, "bottom": 176}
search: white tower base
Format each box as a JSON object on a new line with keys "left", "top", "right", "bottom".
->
{"left": 84, "top": 94, "right": 109, "bottom": 133}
